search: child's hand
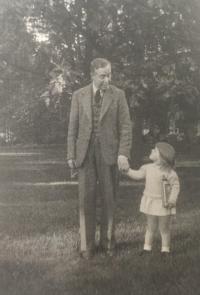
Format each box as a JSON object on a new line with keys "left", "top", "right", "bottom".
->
{"left": 167, "top": 202, "right": 175, "bottom": 209}
{"left": 121, "top": 167, "right": 129, "bottom": 175}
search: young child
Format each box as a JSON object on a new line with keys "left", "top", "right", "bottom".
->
{"left": 125, "top": 142, "right": 180, "bottom": 256}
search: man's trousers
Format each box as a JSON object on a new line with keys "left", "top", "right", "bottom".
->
{"left": 78, "top": 137, "right": 119, "bottom": 253}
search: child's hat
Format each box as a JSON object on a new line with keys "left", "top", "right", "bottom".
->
{"left": 156, "top": 142, "right": 175, "bottom": 166}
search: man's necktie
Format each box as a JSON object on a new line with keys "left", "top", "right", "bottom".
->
{"left": 94, "top": 89, "right": 102, "bottom": 104}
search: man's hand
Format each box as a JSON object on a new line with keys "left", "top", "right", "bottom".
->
{"left": 117, "top": 155, "right": 129, "bottom": 172}
{"left": 67, "top": 159, "right": 76, "bottom": 169}
{"left": 166, "top": 202, "right": 176, "bottom": 209}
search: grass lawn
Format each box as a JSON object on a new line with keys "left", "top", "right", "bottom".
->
{"left": 0, "top": 145, "right": 199, "bottom": 295}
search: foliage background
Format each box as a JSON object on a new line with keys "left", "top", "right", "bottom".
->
{"left": 1, "top": 0, "right": 200, "bottom": 162}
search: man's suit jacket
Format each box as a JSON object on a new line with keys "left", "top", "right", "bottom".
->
{"left": 67, "top": 83, "right": 132, "bottom": 167}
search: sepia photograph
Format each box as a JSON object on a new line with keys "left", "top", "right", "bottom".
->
{"left": 0, "top": 0, "right": 200, "bottom": 294}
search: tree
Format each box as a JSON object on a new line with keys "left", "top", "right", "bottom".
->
{"left": 1, "top": 0, "right": 200, "bottom": 156}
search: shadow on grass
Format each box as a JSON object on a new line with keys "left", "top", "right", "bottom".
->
{"left": 0, "top": 260, "right": 59, "bottom": 295}
{"left": 115, "top": 240, "right": 142, "bottom": 254}
{"left": 64, "top": 235, "right": 200, "bottom": 295}
{"left": 0, "top": 146, "right": 199, "bottom": 295}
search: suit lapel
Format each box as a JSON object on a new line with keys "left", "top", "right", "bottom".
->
{"left": 81, "top": 84, "right": 92, "bottom": 122}
{"left": 100, "top": 87, "right": 113, "bottom": 121}
{"left": 80, "top": 84, "right": 114, "bottom": 122}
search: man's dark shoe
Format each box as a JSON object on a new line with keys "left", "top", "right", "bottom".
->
{"left": 139, "top": 250, "right": 152, "bottom": 256}
{"left": 80, "top": 249, "right": 94, "bottom": 260}
{"left": 98, "top": 244, "right": 107, "bottom": 253}
{"left": 106, "top": 249, "right": 115, "bottom": 257}
{"left": 98, "top": 244, "right": 115, "bottom": 257}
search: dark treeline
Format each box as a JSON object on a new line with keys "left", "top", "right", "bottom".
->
{"left": 0, "top": 0, "right": 200, "bottom": 162}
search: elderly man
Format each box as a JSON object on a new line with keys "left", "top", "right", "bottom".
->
{"left": 67, "top": 58, "right": 132, "bottom": 258}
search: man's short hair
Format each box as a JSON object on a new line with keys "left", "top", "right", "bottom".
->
{"left": 90, "top": 58, "right": 110, "bottom": 74}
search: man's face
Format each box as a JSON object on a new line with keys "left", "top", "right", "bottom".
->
{"left": 91, "top": 64, "right": 111, "bottom": 91}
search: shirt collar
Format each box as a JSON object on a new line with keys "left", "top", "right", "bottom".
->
{"left": 93, "top": 83, "right": 99, "bottom": 96}
{"left": 92, "top": 83, "right": 109, "bottom": 97}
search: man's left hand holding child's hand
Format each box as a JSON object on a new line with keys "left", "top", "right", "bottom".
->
{"left": 166, "top": 202, "right": 176, "bottom": 209}
{"left": 118, "top": 155, "right": 130, "bottom": 173}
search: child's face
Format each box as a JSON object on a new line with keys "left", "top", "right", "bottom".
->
{"left": 149, "top": 147, "right": 160, "bottom": 163}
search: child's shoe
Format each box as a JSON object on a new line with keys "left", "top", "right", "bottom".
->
{"left": 161, "top": 251, "right": 171, "bottom": 261}
{"left": 139, "top": 249, "right": 152, "bottom": 256}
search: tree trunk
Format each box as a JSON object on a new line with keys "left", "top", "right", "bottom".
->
{"left": 130, "top": 107, "right": 144, "bottom": 169}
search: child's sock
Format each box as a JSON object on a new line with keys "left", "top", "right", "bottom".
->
{"left": 161, "top": 246, "right": 170, "bottom": 253}
{"left": 161, "top": 232, "right": 170, "bottom": 253}
{"left": 144, "top": 230, "right": 153, "bottom": 251}
{"left": 144, "top": 244, "right": 152, "bottom": 251}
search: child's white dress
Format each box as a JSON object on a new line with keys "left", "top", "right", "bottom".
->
{"left": 139, "top": 163, "right": 180, "bottom": 216}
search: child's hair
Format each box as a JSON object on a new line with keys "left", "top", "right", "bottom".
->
{"left": 159, "top": 156, "right": 174, "bottom": 171}
{"left": 156, "top": 142, "right": 175, "bottom": 169}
